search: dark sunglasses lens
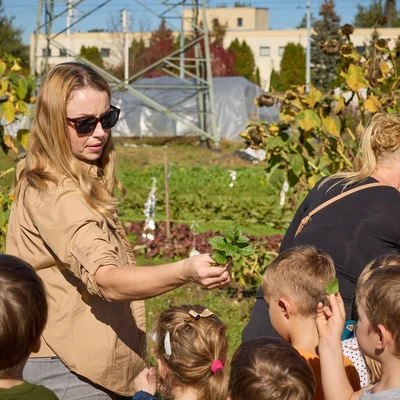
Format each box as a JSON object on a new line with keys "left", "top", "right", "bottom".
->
{"left": 76, "top": 117, "right": 97, "bottom": 134}
{"left": 101, "top": 110, "right": 119, "bottom": 129}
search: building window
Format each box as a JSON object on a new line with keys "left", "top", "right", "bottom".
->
{"left": 279, "top": 46, "right": 285, "bottom": 56}
{"left": 59, "top": 48, "right": 67, "bottom": 57}
{"left": 356, "top": 46, "right": 366, "bottom": 54}
{"left": 212, "top": 18, "right": 219, "bottom": 27}
{"left": 237, "top": 18, "right": 243, "bottom": 27}
{"left": 259, "top": 46, "right": 270, "bottom": 57}
{"left": 101, "top": 48, "right": 110, "bottom": 58}
{"left": 42, "top": 48, "right": 51, "bottom": 57}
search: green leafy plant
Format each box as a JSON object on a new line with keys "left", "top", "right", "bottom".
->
{"left": 326, "top": 278, "right": 339, "bottom": 295}
{"left": 208, "top": 225, "right": 254, "bottom": 265}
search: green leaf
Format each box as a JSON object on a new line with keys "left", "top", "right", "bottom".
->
{"left": 15, "top": 78, "right": 28, "bottom": 100}
{"left": 208, "top": 236, "right": 227, "bottom": 251}
{"left": 326, "top": 278, "right": 339, "bottom": 295}
{"left": 223, "top": 231, "right": 235, "bottom": 241}
{"left": 288, "top": 153, "right": 304, "bottom": 176}
{"left": 236, "top": 235, "right": 250, "bottom": 243}
{"left": 17, "top": 100, "right": 29, "bottom": 115}
{"left": 239, "top": 246, "right": 255, "bottom": 257}
{"left": 225, "top": 243, "right": 239, "bottom": 256}
{"left": 232, "top": 226, "right": 242, "bottom": 239}
{"left": 211, "top": 252, "right": 228, "bottom": 265}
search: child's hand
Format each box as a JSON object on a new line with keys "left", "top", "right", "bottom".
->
{"left": 134, "top": 367, "right": 157, "bottom": 395}
{"left": 316, "top": 292, "right": 346, "bottom": 345}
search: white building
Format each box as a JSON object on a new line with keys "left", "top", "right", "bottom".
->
{"left": 30, "top": 7, "right": 400, "bottom": 90}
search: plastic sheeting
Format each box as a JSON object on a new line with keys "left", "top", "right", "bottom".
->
{"left": 111, "top": 76, "right": 279, "bottom": 141}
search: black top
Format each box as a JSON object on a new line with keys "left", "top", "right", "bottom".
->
{"left": 242, "top": 176, "right": 400, "bottom": 341}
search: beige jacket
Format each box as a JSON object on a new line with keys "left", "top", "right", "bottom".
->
{"left": 6, "top": 175, "right": 146, "bottom": 396}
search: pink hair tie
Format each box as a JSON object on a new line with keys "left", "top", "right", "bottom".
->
{"left": 211, "top": 360, "right": 224, "bottom": 374}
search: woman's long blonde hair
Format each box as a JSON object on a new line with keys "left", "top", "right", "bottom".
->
{"left": 12, "top": 62, "right": 124, "bottom": 218}
{"left": 323, "top": 112, "right": 400, "bottom": 189}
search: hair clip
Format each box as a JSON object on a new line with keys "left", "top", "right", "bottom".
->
{"left": 187, "top": 308, "right": 214, "bottom": 320}
{"left": 164, "top": 331, "right": 172, "bottom": 356}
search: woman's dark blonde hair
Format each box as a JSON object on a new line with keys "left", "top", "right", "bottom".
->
{"left": 323, "top": 112, "right": 400, "bottom": 189}
{"left": 153, "top": 304, "right": 229, "bottom": 400}
{"left": 12, "top": 62, "right": 124, "bottom": 218}
{"left": 229, "top": 337, "right": 315, "bottom": 400}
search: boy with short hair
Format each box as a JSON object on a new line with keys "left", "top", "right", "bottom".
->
{"left": 317, "top": 265, "right": 400, "bottom": 399}
{"left": 0, "top": 254, "right": 58, "bottom": 399}
{"left": 228, "top": 336, "right": 316, "bottom": 400}
{"left": 263, "top": 246, "right": 360, "bottom": 399}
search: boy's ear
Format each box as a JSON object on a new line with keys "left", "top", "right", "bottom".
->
{"left": 31, "top": 337, "right": 41, "bottom": 353}
{"left": 376, "top": 324, "right": 391, "bottom": 350}
{"left": 278, "top": 297, "right": 291, "bottom": 319}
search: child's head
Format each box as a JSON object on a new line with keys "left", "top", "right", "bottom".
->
{"left": 355, "top": 265, "right": 400, "bottom": 360}
{"left": 153, "top": 304, "right": 228, "bottom": 400}
{"left": 262, "top": 246, "right": 335, "bottom": 337}
{"left": 228, "top": 337, "right": 315, "bottom": 400}
{"left": 0, "top": 254, "right": 48, "bottom": 378}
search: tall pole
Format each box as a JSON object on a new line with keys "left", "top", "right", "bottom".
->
{"left": 122, "top": 9, "right": 129, "bottom": 86}
{"left": 180, "top": 1, "right": 184, "bottom": 78}
{"left": 306, "top": 0, "right": 311, "bottom": 91}
{"left": 66, "top": 0, "right": 73, "bottom": 62}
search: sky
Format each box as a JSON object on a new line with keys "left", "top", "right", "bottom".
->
{"left": 4, "top": 0, "right": 376, "bottom": 46}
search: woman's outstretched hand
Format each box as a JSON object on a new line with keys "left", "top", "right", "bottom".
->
{"left": 183, "top": 254, "right": 231, "bottom": 289}
{"left": 133, "top": 367, "right": 157, "bottom": 396}
{"left": 316, "top": 292, "right": 346, "bottom": 344}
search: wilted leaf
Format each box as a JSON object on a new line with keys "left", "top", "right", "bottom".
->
{"left": 346, "top": 64, "right": 368, "bottom": 92}
{"left": 0, "top": 62, "right": 6, "bottom": 76}
{"left": 2, "top": 133, "right": 18, "bottom": 154}
{"left": 1, "top": 101, "right": 15, "bottom": 123}
{"left": 11, "top": 62, "right": 21, "bottom": 72}
{"left": 379, "top": 62, "right": 390, "bottom": 76}
{"left": 322, "top": 116, "right": 341, "bottom": 137}
{"left": 279, "top": 109, "right": 296, "bottom": 124}
{"left": 17, "top": 129, "right": 29, "bottom": 149}
{"left": 335, "top": 97, "right": 345, "bottom": 114}
{"left": 307, "top": 87, "right": 323, "bottom": 108}
{"left": 364, "top": 94, "right": 382, "bottom": 113}
{"left": 326, "top": 278, "right": 339, "bottom": 295}
{"left": 297, "top": 109, "right": 321, "bottom": 132}
{"left": 307, "top": 174, "right": 320, "bottom": 187}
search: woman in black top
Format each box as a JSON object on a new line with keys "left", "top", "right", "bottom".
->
{"left": 242, "top": 112, "right": 400, "bottom": 340}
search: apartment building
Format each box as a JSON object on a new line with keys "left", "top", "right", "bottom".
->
{"left": 30, "top": 7, "right": 400, "bottom": 90}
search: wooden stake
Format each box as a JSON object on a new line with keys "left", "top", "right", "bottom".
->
{"left": 164, "top": 154, "right": 171, "bottom": 239}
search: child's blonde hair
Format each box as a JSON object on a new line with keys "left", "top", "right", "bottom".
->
{"left": 263, "top": 246, "right": 335, "bottom": 316}
{"left": 229, "top": 337, "right": 315, "bottom": 400}
{"left": 153, "top": 304, "right": 228, "bottom": 400}
{"left": 357, "top": 265, "right": 400, "bottom": 355}
{"left": 355, "top": 254, "right": 400, "bottom": 382}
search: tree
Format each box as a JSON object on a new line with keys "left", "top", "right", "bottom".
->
{"left": 354, "top": 0, "right": 400, "bottom": 27}
{"left": 273, "top": 43, "right": 306, "bottom": 91}
{"left": 269, "top": 68, "right": 280, "bottom": 91}
{"left": 80, "top": 46, "right": 104, "bottom": 68}
{"left": 296, "top": 12, "right": 316, "bottom": 29}
{"left": 311, "top": 0, "right": 342, "bottom": 91}
{"left": 0, "top": 0, "right": 28, "bottom": 64}
{"left": 229, "top": 38, "right": 257, "bottom": 82}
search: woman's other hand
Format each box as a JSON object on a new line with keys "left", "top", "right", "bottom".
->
{"left": 133, "top": 367, "right": 157, "bottom": 396}
{"left": 183, "top": 254, "right": 231, "bottom": 289}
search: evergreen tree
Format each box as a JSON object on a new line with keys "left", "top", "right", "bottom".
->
{"left": 269, "top": 68, "right": 280, "bottom": 91}
{"left": 277, "top": 43, "right": 306, "bottom": 91}
{"left": 296, "top": 12, "right": 316, "bottom": 29}
{"left": 354, "top": 0, "right": 400, "bottom": 28}
{"left": 0, "top": 0, "right": 28, "bottom": 64}
{"left": 80, "top": 46, "right": 104, "bottom": 68}
{"left": 228, "top": 38, "right": 257, "bottom": 82}
{"left": 311, "top": 0, "right": 342, "bottom": 91}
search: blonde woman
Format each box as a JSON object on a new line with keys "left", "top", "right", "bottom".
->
{"left": 243, "top": 113, "right": 400, "bottom": 341}
{"left": 6, "top": 62, "right": 230, "bottom": 399}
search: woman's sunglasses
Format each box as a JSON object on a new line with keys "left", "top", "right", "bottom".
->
{"left": 67, "top": 105, "right": 120, "bottom": 135}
